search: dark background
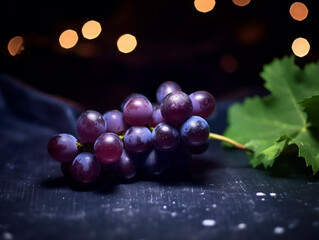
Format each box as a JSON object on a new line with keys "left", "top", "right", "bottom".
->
{"left": 0, "top": 0, "right": 318, "bottom": 110}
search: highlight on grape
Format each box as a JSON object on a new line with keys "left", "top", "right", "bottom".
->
{"left": 47, "top": 81, "right": 248, "bottom": 184}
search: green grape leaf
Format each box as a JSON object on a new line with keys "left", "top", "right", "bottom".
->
{"left": 223, "top": 56, "right": 319, "bottom": 174}
{"left": 299, "top": 95, "right": 319, "bottom": 129}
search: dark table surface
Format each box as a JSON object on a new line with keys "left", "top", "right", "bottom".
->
{"left": 0, "top": 75, "right": 318, "bottom": 240}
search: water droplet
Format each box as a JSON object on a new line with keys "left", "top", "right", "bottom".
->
{"left": 212, "top": 204, "right": 217, "bottom": 208}
{"left": 163, "top": 205, "right": 167, "bottom": 210}
{"left": 261, "top": 198, "right": 265, "bottom": 201}
{"left": 273, "top": 226, "right": 285, "bottom": 234}
{"left": 269, "top": 192, "right": 276, "bottom": 197}
{"left": 256, "top": 192, "right": 266, "bottom": 197}
{"left": 2, "top": 231, "right": 14, "bottom": 240}
{"left": 202, "top": 219, "right": 216, "bottom": 227}
{"left": 171, "top": 212, "right": 177, "bottom": 217}
{"left": 237, "top": 223, "right": 247, "bottom": 230}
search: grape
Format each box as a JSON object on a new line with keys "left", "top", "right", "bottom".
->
{"left": 116, "top": 150, "right": 137, "bottom": 179}
{"left": 94, "top": 133, "right": 123, "bottom": 164}
{"left": 123, "top": 96, "right": 153, "bottom": 126}
{"left": 188, "top": 142, "right": 209, "bottom": 154}
{"left": 124, "top": 126, "right": 152, "bottom": 153}
{"left": 160, "top": 91, "right": 193, "bottom": 125}
{"left": 77, "top": 110, "right": 106, "bottom": 143}
{"left": 47, "top": 133, "right": 78, "bottom": 162}
{"left": 152, "top": 123, "right": 180, "bottom": 151}
{"left": 103, "top": 110, "right": 127, "bottom": 134}
{"left": 156, "top": 81, "right": 182, "bottom": 103}
{"left": 149, "top": 105, "right": 165, "bottom": 127}
{"left": 120, "top": 93, "right": 147, "bottom": 111}
{"left": 189, "top": 91, "right": 216, "bottom": 118}
{"left": 143, "top": 148, "right": 170, "bottom": 176}
{"left": 71, "top": 152, "right": 101, "bottom": 183}
{"left": 180, "top": 116, "right": 210, "bottom": 146}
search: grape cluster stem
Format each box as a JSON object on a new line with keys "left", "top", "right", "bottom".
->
{"left": 209, "top": 133, "right": 253, "bottom": 153}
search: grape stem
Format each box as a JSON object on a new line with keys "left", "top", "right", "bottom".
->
{"left": 209, "top": 132, "right": 254, "bottom": 153}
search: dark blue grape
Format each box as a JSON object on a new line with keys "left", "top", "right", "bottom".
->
{"left": 103, "top": 110, "right": 127, "bottom": 134}
{"left": 180, "top": 116, "right": 210, "bottom": 146}
{"left": 152, "top": 123, "right": 180, "bottom": 151}
{"left": 116, "top": 150, "right": 137, "bottom": 179}
{"left": 71, "top": 152, "right": 101, "bottom": 183}
{"left": 143, "top": 148, "right": 170, "bottom": 176}
{"left": 124, "top": 126, "right": 152, "bottom": 153}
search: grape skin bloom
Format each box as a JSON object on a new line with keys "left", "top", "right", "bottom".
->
{"left": 103, "top": 110, "right": 127, "bottom": 134}
{"left": 152, "top": 122, "right": 180, "bottom": 151}
{"left": 76, "top": 110, "right": 106, "bottom": 143}
{"left": 189, "top": 90, "right": 216, "bottom": 118}
{"left": 180, "top": 116, "right": 210, "bottom": 146}
{"left": 71, "top": 152, "right": 101, "bottom": 183}
{"left": 47, "top": 133, "right": 78, "bottom": 162}
{"left": 160, "top": 91, "right": 193, "bottom": 125}
{"left": 124, "top": 126, "right": 152, "bottom": 153}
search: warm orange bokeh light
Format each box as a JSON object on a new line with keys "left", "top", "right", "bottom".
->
{"left": 8, "top": 36, "right": 24, "bottom": 56}
{"left": 232, "top": 0, "right": 251, "bottom": 7}
{"left": 291, "top": 37, "right": 310, "bottom": 57}
{"left": 194, "top": 0, "right": 216, "bottom": 13}
{"left": 289, "top": 2, "right": 308, "bottom": 21}
{"left": 82, "top": 20, "right": 102, "bottom": 40}
{"left": 117, "top": 34, "right": 137, "bottom": 54}
{"left": 220, "top": 55, "right": 238, "bottom": 73}
{"left": 59, "top": 29, "right": 78, "bottom": 49}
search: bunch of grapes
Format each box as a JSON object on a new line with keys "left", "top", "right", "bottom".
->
{"left": 47, "top": 81, "right": 217, "bottom": 184}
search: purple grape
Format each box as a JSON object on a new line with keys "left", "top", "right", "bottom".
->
{"left": 152, "top": 123, "right": 180, "bottom": 151}
{"left": 116, "top": 150, "right": 137, "bottom": 179}
{"left": 94, "top": 133, "right": 123, "bottom": 164}
{"left": 188, "top": 142, "right": 209, "bottom": 154}
{"left": 103, "top": 110, "right": 127, "bottom": 134}
{"left": 180, "top": 116, "right": 210, "bottom": 146}
{"left": 124, "top": 126, "right": 152, "bottom": 153}
{"left": 143, "top": 148, "right": 170, "bottom": 176}
{"left": 47, "top": 133, "right": 78, "bottom": 162}
{"left": 149, "top": 105, "right": 165, "bottom": 127}
{"left": 71, "top": 152, "right": 101, "bottom": 183}
{"left": 77, "top": 110, "right": 106, "bottom": 143}
{"left": 160, "top": 91, "right": 193, "bottom": 125}
{"left": 123, "top": 96, "right": 153, "bottom": 126}
{"left": 120, "top": 93, "right": 148, "bottom": 111}
{"left": 156, "top": 81, "right": 182, "bottom": 103}
{"left": 189, "top": 91, "right": 216, "bottom": 118}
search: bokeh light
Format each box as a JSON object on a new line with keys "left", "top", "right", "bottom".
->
{"left": 59, "top": 29, "right": 78, "bottom": 49}
{"left": 194, "top": 0, "right": 216, "bottom": 13}
{"left": 220, "top": 55, "right": 238, "bottom": 73}
{"left": 117, "top": 34, "right": 137, "bottom": 54}
{"left": 232, "top": 0, "right": 251, "bottom": 7}
{"left": 81, "top": 20, "right": 102, "bottom": 40}
{"left": 8, "top": 36, "right": 24, "bottom": 56}
{"left": 289, "top": 2, "right": 308, "bottom": 21}
{"left": 291, "top": 37, "right": 310, "bottom": 57}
